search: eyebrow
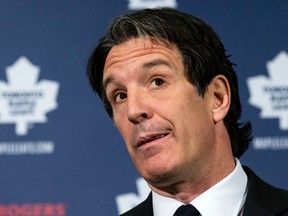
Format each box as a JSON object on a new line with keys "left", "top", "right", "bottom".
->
{"left": 103, "top": 76, "right": 114, "bottom": 90}
{"left": 103, "top": 58, "right": 172, "bottom": 90}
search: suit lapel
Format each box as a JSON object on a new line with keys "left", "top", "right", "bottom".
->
{"left": 120, "top": 192, "right": 153, "bottom": 216}
{"left": 243, "top": 166, "right": 288, "bottom": 216}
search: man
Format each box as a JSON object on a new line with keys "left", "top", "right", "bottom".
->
{"left": 87, "top": 8, "right": 288, "bottom": 216}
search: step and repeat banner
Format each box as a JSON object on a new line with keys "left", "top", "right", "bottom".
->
{"left": 0, "top": 1, "right": 287, "bottom": 215}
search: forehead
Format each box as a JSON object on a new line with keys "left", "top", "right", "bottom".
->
{"left": 103, "top": 38, "right": 183, "bottom": 74}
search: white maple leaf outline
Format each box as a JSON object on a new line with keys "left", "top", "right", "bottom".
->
{"left": 115, "top": 177, "right": 150, "bottom": 214}
{"left": 247, "top": 51, "right": 288, "bottom": 130}
{"left": 0, "top": 56, "right": 60, "bottom": 135}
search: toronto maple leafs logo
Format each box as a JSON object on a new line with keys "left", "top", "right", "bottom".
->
{"left": 127, "top": 0, "right": 177, "bottom": 10}
{"left": 247, "top": 51, "right": 288, "bottom": 130}
{"left": 0, "top": 57, "right": 59, "bottom": 136}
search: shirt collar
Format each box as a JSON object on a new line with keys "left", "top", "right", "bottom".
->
{"left": 152, "top": 158, "right": 248, "bottom": 216}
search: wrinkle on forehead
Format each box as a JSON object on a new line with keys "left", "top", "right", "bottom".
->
{"left": 102, "top": 37, "right": 186, "bottom": 95}
{"left": 103, "top": 37, "right": 175, "bottom": 72}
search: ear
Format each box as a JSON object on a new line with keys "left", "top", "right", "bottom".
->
{"left": 209, "top": 75, "right": 231, "bottom": 123}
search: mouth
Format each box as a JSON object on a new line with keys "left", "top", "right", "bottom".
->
{"left": 136, "top": 132, "right": 170, "bottom": 148}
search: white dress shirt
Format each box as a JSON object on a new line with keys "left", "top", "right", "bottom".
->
{"left": 152, "top": 158, "right": 248, "bottom": 216}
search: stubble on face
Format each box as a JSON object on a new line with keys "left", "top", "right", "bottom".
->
{"left": 104, "top": 38, "right": 219, "bottom": 195}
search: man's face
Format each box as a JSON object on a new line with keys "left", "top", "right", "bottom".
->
{"left": 103, "top": 38, "right": 217, "bottom": 187}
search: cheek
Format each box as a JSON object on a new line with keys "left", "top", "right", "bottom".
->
{"left": 117, "top": 125, "right": 136, "bottom": 158}
{"left": 173, "top": 96, "right": 214, "bottom": 144}
{"left": 114, "top": 116, "right": 131, "bottom": 144}
{"left": 116, "top": 125, "right": 129, "bottom": 142}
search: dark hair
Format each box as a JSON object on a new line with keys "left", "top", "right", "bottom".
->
{"left": 87, "top": 8, "right": 252, "bottom": 158}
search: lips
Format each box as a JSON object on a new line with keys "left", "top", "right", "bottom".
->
{"left": 136, "top": 132, "right": 169, "bottom": 147}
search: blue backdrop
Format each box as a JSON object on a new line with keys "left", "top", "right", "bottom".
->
{"left": 0, "top": 1, "right": 287, "bottom": 215}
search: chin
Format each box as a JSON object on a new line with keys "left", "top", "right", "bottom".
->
{"left": 135, "top": 153, "right": 179, "bottom": 183}
{"left": 141, "top": 165, "right": 177, "bottom": 186}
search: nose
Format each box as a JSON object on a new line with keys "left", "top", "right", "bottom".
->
{"left": 127, "top": 92, "right": 153, "bottom": 124}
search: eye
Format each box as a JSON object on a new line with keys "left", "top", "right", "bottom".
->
{"left": 114, "top": 92, "right": 127, "bottom": 103}
{"left": 151, "top": 78, "right": 165, "bottom": 87}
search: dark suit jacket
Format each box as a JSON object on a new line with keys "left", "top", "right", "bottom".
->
{"left": 120, "top": 166, "right": 288, "bottom": 216}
